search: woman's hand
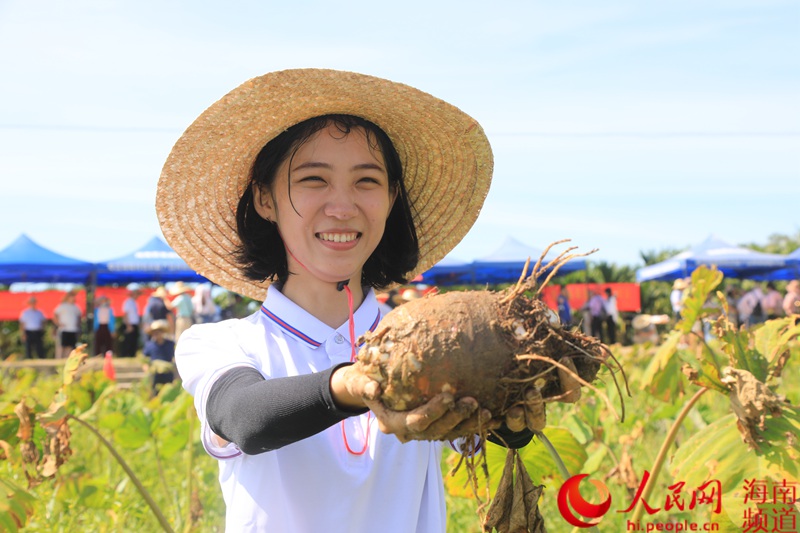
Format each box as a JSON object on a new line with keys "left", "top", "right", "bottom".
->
{"left": 330, "top": 364, "right": 497, "bottom": 442}
{"left": 364, "top": 393, "right": 497, "bottom": 443}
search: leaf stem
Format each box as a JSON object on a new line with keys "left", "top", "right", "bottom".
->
{"left": 68, "top": 414, "right": 174, "bottom": 532}
{"left": 534, "top": 430, "right": 601, "bottom": 533}
{"left": 631, "top": 387, "right": 709, "bottom": 524}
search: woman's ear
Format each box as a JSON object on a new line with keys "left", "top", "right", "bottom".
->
{"left": 253, "top": 184, "right": 275, "bottom": 222}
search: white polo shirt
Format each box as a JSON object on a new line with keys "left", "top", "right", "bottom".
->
{"left": 176, "top": 286, "right": 448, "bottom": 533}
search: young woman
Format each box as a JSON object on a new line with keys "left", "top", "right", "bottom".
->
{"left": 157, "top": 69, "right": 543, "bottom": 532}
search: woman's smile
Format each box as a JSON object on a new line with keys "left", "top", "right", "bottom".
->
{"left": 254, "top": 123, "right": 396, "bottom": 287}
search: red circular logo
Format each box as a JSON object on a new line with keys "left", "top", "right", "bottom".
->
{"left": 557, "top": 474, "right": 612, "bottom": 528}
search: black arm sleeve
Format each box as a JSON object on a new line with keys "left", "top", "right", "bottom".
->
{"left": 206, "top": 364, "right": 368, "bottom": 455}
{"left": 487, "top": 423, "right": 535, "bottom": 449}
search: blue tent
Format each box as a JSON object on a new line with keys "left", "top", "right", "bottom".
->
{"left": 95, "top": 236, "right": 207, "bottom": 284}
{"left": 636, "top": 235, "right": 792, "bottom": 282}
{"left": 752, "top": 247, "right": 800, "bottom": 281}
{"left": 418, "top": 254, "right": 475, "bottom": 286}
{"left": 0, "top": 234, "right": 96, "bottom": 284}
{"left": 471, "top": 236, "right": 587, "bottom": 285}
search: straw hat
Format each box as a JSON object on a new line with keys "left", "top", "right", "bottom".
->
{"left": 169, "top": 281, "right": 193, "bottom": 296}
{"left": 401, "top": 289, "right": 420, "bottom": 302}
{"left": 149, "top": 319, "right": 170, "bottom": 333}
{"left": 156, "top": 68, "right": 493, "bottom": 300}
{"left": 152, "top": 287, "right": 169, "bottom": 299}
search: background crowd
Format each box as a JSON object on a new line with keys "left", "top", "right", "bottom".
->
{"left": 8, "top": 277, "right": 800, "bottom": 366}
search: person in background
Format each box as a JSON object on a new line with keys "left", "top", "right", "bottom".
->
{"left": 762, "top": 282, "right": 784, "bottom": 320}
{"left": 556, "top": 286, "right": 572, "bottom": 328}
{"left": 587, "top": 289, "right": 606, "bottom": 340}
{"left": 142, "top": 319, "right": 176, "bottom": 395}
{"left": 19, "top": 296, "right": 47, "bottom": 359}
{"left": 192, "top": 283, "right": 218, "bottom": 324}
{"left": 737, "top": 285, "right": 766, "bottom": 327}
{"left": 121, "top": 285, "right": 141, "bottom": 357}
{"left": 170, "top": 281, "right": 195, "bottom": 340}
{"left": 53, "top": 290, "right": 82, "bottom": 359}
{"left": 143, "top": 286, "right": 174, "bottom": 339}
{"left": 724, "top": 287, "right": 741, "bottom": 328}
{"left": 670, "top": 278, "right": 688, "bottom": 321}
{"left": 93, "top": 295, "right": 116, "bottom": 356}
{"left": 604, "top": 287, "right": 620, "bottom": 344}
{"left": 784, "top": 280, "right": 800, "bottom": 316}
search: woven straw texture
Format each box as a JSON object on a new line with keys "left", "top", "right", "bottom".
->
{"left": 156, "top": 69, "right": 493, "bottom": 300}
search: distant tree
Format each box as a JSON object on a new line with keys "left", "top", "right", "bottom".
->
{"left": 584, "top": 261, "right": 637, "bottom": 284}
{"left": 639, "top": 247, "right": 685, "bottom": 266}
{"left": 744, "top": 230, "right": 800, "bottom": 255}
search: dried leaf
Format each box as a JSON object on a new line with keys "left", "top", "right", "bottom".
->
{"left": 483, "top": 450, "right": 515, "bottom": 532}
{"left": 720, "top": 368, "right": 784, "bottom": 449}
{"left": 482, "top": 450, "right": 547, "bottom": 533}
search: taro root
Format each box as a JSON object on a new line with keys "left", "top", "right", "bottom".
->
{"left": 356, "top": 241, "right": 620, "bottom": 439}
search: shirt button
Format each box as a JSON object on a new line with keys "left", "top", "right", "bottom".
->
{"left": 334, "top": 334, "right": 345, "bottom": 344}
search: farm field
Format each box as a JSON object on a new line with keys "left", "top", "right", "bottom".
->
{"left": 1, "top": 268, "right": 798, "bottom": 532}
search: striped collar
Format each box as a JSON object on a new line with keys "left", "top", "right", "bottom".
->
{"left": 260, "top": 285, "right": 382, "bottom": 349}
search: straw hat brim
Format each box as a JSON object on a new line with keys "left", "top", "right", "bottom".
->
{"left": 156, "top": 69, "right": 493, "bottom": 301}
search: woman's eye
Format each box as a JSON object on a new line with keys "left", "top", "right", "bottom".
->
{"left": 298, "top": 175, "right": 325, "bottom": 184}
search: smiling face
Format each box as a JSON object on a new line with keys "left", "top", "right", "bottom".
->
{"left": 254, "top": 123, "right": 397, "bottom": 289}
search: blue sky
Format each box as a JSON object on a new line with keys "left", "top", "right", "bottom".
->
{"left": 0, "top": 0, "right": 797, "bottom": 270}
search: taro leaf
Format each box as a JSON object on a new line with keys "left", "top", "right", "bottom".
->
{"left": 113, "top": 410, "right": 153, "bottom": 449}
{"left": 0, "top": 477, "right": 36, "bottom": 532}
{"left": 676, "top": 267, "right": 724, "bottom": 334}
{"left": 155, "top": 419, "right": 190, "bottom": 459}
{"left": 562, "top": 413, "right": 593, "bottom": 445}
{"left": 582, "top": 442, "right": 608, "bottom": 476}
{"left": 670, "top": 408, "right": 800, "bottom": 527}
{"left": 719, "top": 327, "right": 769, "bottom": 383}
{"left": 98, "top": 412, "right": 126, "bottom": 431}
{"left": 678, "top": 354, "right": 728, "bottom": 394}
{"left": 753, "top": 317, "right": 800, "bottom": 376}
{"left": 61, "top": 345, "right": 89, "bottom": 387}
{"left": 445, "top": 427, "right": 586, "bottom": 499}
{"left": 640, "top": 331, "right": 687, "bottom": 402}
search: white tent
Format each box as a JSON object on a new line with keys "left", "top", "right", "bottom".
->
{"left": 636, "top": 235, "right": 791, "bottom": 282}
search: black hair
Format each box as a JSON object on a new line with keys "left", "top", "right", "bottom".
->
{"left": 235, "top": 114, "right": 419, "bottom": 289}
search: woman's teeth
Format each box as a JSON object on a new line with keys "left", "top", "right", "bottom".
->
{"left": 318, "top": 233, "right": 358, "bottom": 243}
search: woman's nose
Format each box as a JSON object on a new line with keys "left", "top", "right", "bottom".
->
{"left": 324, "top": 188, "right": 359, "bottom": 219}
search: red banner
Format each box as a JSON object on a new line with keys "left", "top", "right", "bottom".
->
{"left": 540, "top": 282, "right": 641, "bottom": 313}
{"left": 0, "top": 289, "right": 155, "bottom": 322}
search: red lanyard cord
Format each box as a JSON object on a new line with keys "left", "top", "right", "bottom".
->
{"left": 340, "top": 282, "right": 372, "bottom": 456}
{"left": 281, "top": 241, "right": 372, "bottom": 455}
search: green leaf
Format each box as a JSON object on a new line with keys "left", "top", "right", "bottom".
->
{"left": 753, "top": 317, "right": 800, "bottom": 371}
{"left": 98, "top": 412, "right": 126, "bottom": 431}
{"left": 582, "top": 442, "right": 608, "bottom": 475}
{"left": 676, "top": 267, "right": 723, "bottom": 333}
{"left": 113, "top": 410, "right": 153, "bottom": 449}
{"left": 155, "top": 420, "right": 190, "bottom": 459}
{"left": 724, "top": 328, "right": 769, "bottom": 382}
{"left": 562, "top": 413, "right": 593, "bottom": 445}
{"left": 670, "top": 407, "right": 800, "bottom": 527}
{"left": 640, "top": 331, "right": 686, "bottom": 401}
{"left": 444, "top": 427, "right": 586, "bottom": 499}
{"left": 677, "top": 352, "right": 728, "bottom": 394}
{"left": 0, "top": 478, "right": 35, "bottom": 531}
